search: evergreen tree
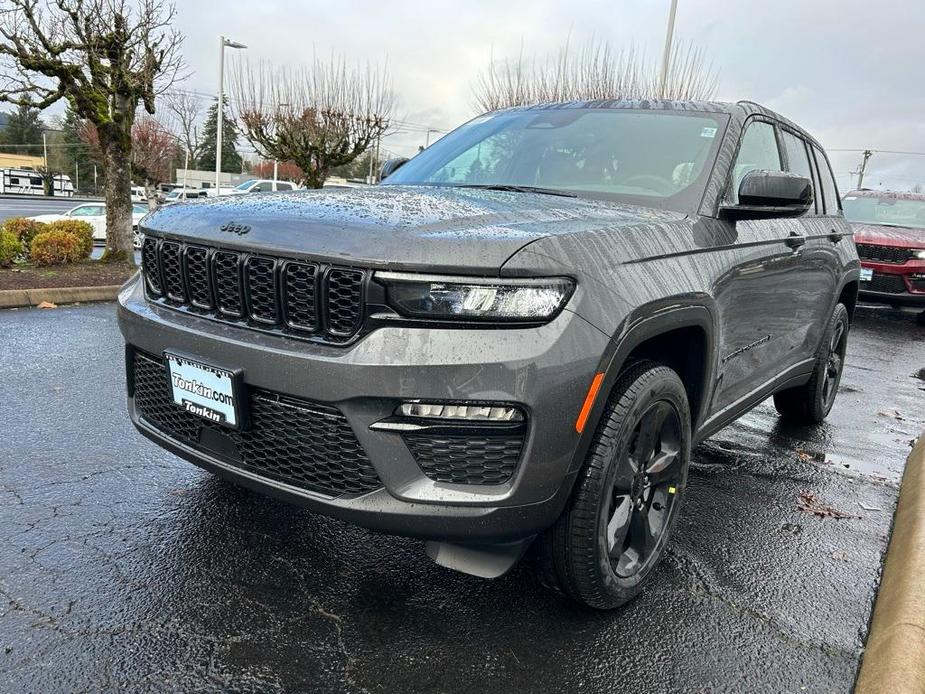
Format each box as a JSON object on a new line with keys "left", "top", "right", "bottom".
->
{"left": 0, "top": 102, "right": 45, "bottom": 157}
{"left": 198, "top": 98, "right": 242, "bottom": 173}
{"left": 48, "top": 107, "right": 99, "bottom": 193}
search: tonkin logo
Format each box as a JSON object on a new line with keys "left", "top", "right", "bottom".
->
{"left": 220, "top": 221, "right": 251, "bottom": 235}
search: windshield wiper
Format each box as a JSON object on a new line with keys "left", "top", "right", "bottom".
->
{"left": 455, "top": 184, "right": 578, "bottom": 198}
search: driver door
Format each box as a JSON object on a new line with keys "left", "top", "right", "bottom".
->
{"left": 710, "top": 119, "right": 816, "bottom": 413}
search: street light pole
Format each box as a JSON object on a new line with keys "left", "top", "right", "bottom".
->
{"left": 856, "top": 149, "right": 873, "bottom": 189}
{"left": 215, "top": 35, "right": 247, "bottom": 193}
{"left": 658, "top": 0, "right": 679, "bottom": 99}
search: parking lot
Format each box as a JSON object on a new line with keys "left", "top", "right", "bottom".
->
{"left": 0, "top": 301, "right": 921, "bottom": 692}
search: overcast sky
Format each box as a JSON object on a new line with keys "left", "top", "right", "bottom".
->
{"left": 77, "top": 0, "right": 925, "bottom": 190}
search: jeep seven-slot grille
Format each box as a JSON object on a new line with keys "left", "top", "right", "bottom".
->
{"left": 856, "top": 243, "right": 915, "bottom": 264}
{"left": 142, "top": 237, "right": 365, "bottom": 342}
{"left": 131, "top": 351, "right": 382, "bottom": 497}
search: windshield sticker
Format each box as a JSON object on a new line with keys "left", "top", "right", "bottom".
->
{"left": 700, "top": 127, "right": 718, "bottom": 138}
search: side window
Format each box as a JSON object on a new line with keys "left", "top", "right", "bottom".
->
{"left": 781, "top": 131, "right": 816, "bottom": 214}
{"left": 812, "top": 146, "right": 841, "bottom": 215}
{"left": 254, "top": 181, "right": 273, "bottom": 192}
{"left": 276, "top": 182, "right": 293, "bottom": 191}
{"left": 729, "top": 121, "right": 781, "bottom": 203}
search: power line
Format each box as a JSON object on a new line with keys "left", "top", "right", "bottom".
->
{"left": 829, "top": 148, "right": 925, "bottom": 157}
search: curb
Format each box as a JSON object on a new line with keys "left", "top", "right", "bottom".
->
{"left": 0, "top": 285, "right": 120, "bottom": 309}
{"left": 856, "top": 435, "right": 925, "bottom": 693}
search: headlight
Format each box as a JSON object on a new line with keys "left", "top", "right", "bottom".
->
{"left": 375, "top": 272, "right": 574, "bottom": 322}
{"left": 914, "top": 249, "right": 925, "bottom": 260}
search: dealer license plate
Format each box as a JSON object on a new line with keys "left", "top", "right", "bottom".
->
{"left": 165, "top": 352, "right": 241, "bottom": 428}
{"left": 860, "top": 268, "right": 873, "bottom": 282}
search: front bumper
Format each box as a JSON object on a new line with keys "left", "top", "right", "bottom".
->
{"left": 859, "top": 260, "right": 925, "bottom": 307}
{"left": 117, "top": 275, "right": 609, "bottom": 542}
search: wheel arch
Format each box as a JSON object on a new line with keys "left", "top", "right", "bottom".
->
{"left": 567, "top": 299, "right": 717, "bottom": 474}
{"left": 837, "top": 279, "right": 859, "bottom": 322}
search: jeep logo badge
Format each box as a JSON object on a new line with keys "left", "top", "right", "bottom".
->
{"left": 220, "top": 222, "right": 251, "bottom": 235}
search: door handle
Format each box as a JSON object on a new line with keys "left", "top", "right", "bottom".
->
{"left": 828, "top": 230, "right": 843, "bottom": 243}
{"left": 785, "top": 234, "right": 806, "bottom": 249}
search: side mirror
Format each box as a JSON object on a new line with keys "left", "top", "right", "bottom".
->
{"left": 379, "top": 157, "right": 409, "bottom": 181}
{"left": 721, "top": 170, "right": 813, "bottom": 220}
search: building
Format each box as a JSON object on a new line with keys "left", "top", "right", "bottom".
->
{"left": 0, "top": 152, "right": 44, "bottom": 169}
{"left": 174, "top": 168, "right": 252, "bottom": 190}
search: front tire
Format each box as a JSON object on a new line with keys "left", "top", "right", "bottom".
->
{"left": 773, "top": 303, "right": 849, "bottom": 424}
{"left": 537, "top": 361, "right": 691, "bottom": 609}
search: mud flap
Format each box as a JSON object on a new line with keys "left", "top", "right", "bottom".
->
{"left": 424, "top": 537, "right": 535, "bottom": 579}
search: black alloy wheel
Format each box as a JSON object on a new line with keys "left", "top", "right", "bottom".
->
{"left": 536, "top": 360, "right": 691, "bottom": 609}
{"left": 605, "top": 400, "right": 684, "bottom": 579}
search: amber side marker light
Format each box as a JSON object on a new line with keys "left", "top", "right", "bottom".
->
{"left": 575, "top": 372, "right": 605, "bottom": 434}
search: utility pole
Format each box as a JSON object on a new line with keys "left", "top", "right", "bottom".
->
{"left": 855, "top": 149, "right": 873, "bottom": 189}
{"left": 658, "top": 0, "right": 679, "bottom": 99}
{"left": 215, "top": 35, "right": 247, "bottom": 193}
{"left": 42, "top": 132, "right": 49, "bottom": 196}
{"left": 273, "top": 159, "right": 278, "bottom": 183}
{"left": 182, "top": 149, "right": 189, "bottom": 191}
{"left": 425, "top": 128, "right": 440, "bottom": 148}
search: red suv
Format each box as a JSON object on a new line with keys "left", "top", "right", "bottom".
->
{"left": 843, "top": 190, "right": 925, "bottom": 309}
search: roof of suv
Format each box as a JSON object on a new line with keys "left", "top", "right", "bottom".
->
{"left": 844, "top": 189, "right": 925, "bottom": 202}
{"left": 493, "top": 98, "right": 822, "bottom": 150}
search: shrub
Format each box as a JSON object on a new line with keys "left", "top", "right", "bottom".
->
{"left": 0, "top": 230, "right": 22, "bottom": 267}
{"left": 2, "top": 217, "right": 47, "bottom": 249}
{"left": 45, "top": 219, "right": 94, "bottom": 259}
{"left": 30, "top": 230, "right": 83, "bottom": 266}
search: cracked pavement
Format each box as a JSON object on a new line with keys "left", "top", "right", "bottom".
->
{"left": 1, "top": 302, "right": 923, "bottom": 692}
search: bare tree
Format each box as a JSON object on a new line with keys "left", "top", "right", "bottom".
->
{"left": 131, "top": 117, "right": 178, "bottom": 208}
{"left": 0, "top": 0, "right": 183, "bottom": 264}
{"left": 230, "top": 54, "right": 393, "bottom": 188}
{"left": 473, "top": 37, "right": 719, "bottom": 112}
{"left": 79, "top": 115, "right": 178, "bottom": 207}
{"left": 163, "top": 89, "right": 203, "bottom": 167}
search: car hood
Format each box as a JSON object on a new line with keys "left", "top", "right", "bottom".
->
{"left": 139, "top": 185, "right": 685, "bottom": 273}
{"left": 851, "top": 222, "right": 925, "bottom": 248}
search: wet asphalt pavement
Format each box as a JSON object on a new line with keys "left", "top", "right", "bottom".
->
{"left": 1, "top": 302, "right": 923, "bottom": 693}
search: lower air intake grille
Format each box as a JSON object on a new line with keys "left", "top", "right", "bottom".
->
{"left": 866, "top": 272, "right": 907, "bottom": 294}
{"left": 403, "top": 430, "right": 525, "bottom": 485}
{"left": 131, "top": 351, "right": 381, "bottom": 497}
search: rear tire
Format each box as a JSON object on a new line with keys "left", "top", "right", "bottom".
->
{"left": 536, "top": 361, "right": 691, "bottom": 609}
{"left": 773, "top": 303, "right": 849, "bottom": 424}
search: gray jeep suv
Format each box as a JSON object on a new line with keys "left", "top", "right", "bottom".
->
{"left": 119, "top": 99, "right": 859, "bottom": 609}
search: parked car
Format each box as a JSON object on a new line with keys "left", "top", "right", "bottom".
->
{"left": 843, "top": 189, "right": 925, "bottom": 311}
{"left": 229, "top": 179, "right": 301, "bottom": 194}
{"left": 131, "top": 186, "right": 148, "bottom": 203}
{"left": 120, "top": 100, "right": 859, "bottom": 609}
{"left": 161, "top": 188, "right": 210, "bottom": 205}
{"left": 30, "top": 202, "right": 148, "bottom": 246}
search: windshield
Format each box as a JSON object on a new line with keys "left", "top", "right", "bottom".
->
{"left": 166, "top": 190, "right": 182, "bottom": 200}
{"left": 383, "top": 108, "right": 728, "bottom": 211}
{"left": 235, "top": 180, "right": 257, "bottom": 191}
{"left": 843, "top": 194, "right": 925, "bottom": 230}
